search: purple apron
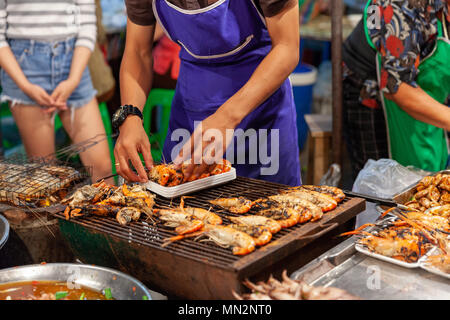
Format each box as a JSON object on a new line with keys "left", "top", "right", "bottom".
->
{"left": 154, "top": 0, "right": 301, "bottom": 186}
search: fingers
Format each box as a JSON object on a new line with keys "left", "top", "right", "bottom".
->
{"left": 114, "top": 144, "right": 140, "bottom": 182}
{"left": 139, "top": 141, "right": 154, "bottom": 171}
{"left": 50, "top": 87, "right": 61, "bottom": 102}
{"left": 50, "top": 85, "right": 69, "bottom": 111}
{"left": 174, "top": 136, "right": 193, "bottom": 168}
{"left": 181, "top": 160, "right": 195, "bottom": 183}
{"left": 174, "top": 124, "right": 203, "bottom": 167}
{"left": 129, "top": 148, "right": 148, "bottom": 183}
{"left": 190, "top": 161, "right": 210, "bottom": 181}
{"left": 41, "top": 106, "right": 57, "bottom": 114}
{"left": 117, "top": 154, "right": 141, "bottom": 182}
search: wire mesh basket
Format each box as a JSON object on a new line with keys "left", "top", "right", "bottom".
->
{"left": 0, "top": 156, "right": 91, "bottom": 209}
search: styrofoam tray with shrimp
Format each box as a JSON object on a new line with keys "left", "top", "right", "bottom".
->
{"left": 143, "top": 167, "right": 236, "bottom": 198}
{"left": 418, "top": 247, "right": 450, "bottom": 279}
{"left": 354, "top": 243, "right": 425, "bottom": 268}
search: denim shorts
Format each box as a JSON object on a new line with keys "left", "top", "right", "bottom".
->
{"left": 0, "top": 37, "right": 97, "bottom": 109}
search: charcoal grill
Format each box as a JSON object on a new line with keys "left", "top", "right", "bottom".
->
{"left": 54, "top": 177, "right": 365, "bottom": 299}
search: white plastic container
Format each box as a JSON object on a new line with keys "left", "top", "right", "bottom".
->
{"left": 143, "top": 168, "right": 236, "bottom": 198}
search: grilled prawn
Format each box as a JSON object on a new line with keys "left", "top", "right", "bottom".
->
{"left": 228, "top": 215, "right": 282, "bottom": 234}
{"left": 178, "top": 197, "right": 222, "bottom": 225}
{"left": 299, "top": 185, "right": 345, "bottom": 203}
{"left": 152, "top": 208, "right": 204, "bottom": 235}
{"left": 209, "top": 197, "right": 255, "bottom": 214}
{"left": 228, "top": 224, "right": 272, "bottom": 246}
{"left": 166, "top": 224, "right": 256, "bottom": 255}
{"left": 265, "top": 195, "right": 323, "bottom": 222}
{"left": 253, "top": 203, "right": 301, "bottom": 228}
{"left": 278, "top": 189, "right": 337, "bottom": 212}
{"left": 116, "top": 207, "right": 141, "bottom": 226}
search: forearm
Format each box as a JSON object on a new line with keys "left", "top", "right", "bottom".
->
{"left": 119, "top": 46, "right": 153, "bottom": 112}
{"left": 68, "top": 46, "right": 92, "bottom": 83}
{"left": 0, "top": 46, "right": 31, "bottom": 91}
{"left": 386, "top": 83, "right": 450, "bottom": 131}
{"left": 218, "top": 45, "right": 299, "bottom": 125}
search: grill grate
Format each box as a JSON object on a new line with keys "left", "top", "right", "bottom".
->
{"left": 52, "top": 177, "right": 364, "bottom": 270}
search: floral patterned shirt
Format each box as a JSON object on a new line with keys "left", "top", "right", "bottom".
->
{"left": 345, "top": 0, "right": 449, "bottom": 109}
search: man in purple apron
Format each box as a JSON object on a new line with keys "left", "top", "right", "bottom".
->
{"left": 114, "top": 0, "right": 301, "bottom": 187}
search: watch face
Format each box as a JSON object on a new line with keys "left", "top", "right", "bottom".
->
{"left": 112, "top": 106, "right": 126, "bottom": 130}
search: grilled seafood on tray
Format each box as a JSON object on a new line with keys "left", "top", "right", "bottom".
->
{"left": 148, "top": 159, "right": 232, "bottom": 186}
{"left": 342, "top": 208, "right": 449, "bottom": 264}
{"left": 404, "top": 173, "right": 450, "bottom": 212}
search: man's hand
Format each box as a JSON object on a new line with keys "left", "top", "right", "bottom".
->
{"left": 114, "top": 116, "right": 153, "bottom": 182}
{"left": 174, "top": 108, "right": 237, "bottom": 182}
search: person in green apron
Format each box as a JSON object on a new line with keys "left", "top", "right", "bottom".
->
{"left": 342, "top": 0, "right": 450, "bottom": 179}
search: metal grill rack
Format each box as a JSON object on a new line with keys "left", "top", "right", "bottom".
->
{"left": 53, "top": 177, "right": 366, "bottom": 299}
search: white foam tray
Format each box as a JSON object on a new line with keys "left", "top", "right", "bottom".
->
{"left": 419, "top": 247, "right": 450, "bottom": 280}
{"left": 143, "top": 167, "right": 236, "bottom": 198}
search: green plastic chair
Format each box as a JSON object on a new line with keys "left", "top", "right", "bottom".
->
{"left": 143, "top": 88, "right": 175, "bottom": 163}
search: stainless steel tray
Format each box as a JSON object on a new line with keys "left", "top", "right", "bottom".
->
{"left": 291, "top": 236, "right": 450, "bottom": 300}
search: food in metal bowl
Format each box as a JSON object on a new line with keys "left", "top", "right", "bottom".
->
{"left": 0, "top": 280, "right": 112, "bottom": 300}
{"left": 0, "top": 263, "right": 152, "bottom": 300}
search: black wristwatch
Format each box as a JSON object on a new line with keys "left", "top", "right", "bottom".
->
{"left": 112, "top": 105, "right": 143, "bottom": 133}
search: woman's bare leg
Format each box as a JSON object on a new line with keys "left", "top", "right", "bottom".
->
{"left": 10, "top": 104, "right": 56, "bottom": 160}
{"left": 59, "top": 98, "right": 113, "bottom": 184}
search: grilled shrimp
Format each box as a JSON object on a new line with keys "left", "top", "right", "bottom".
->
{"left": 265, "top": 195, "right": 323, "bottom": 221}
{"left": 196, "top": 225, "right": 256, "bottom": 255}
{"left": 353, "top": 230, "right": 431, "bottom": 263}
{"left": 228, "top": 215, "right": 282, "bottom": 234}
{"left": 209, "top": 197, "right": 254, "bottom": 214}
{"left": 426, "top": 205, "right": 450, "bottom": 219}
{"left": 166, "top": 224, "right": 256, "bottom": 255}
{"left": 299, "top": 185, "right": 346, "bottom": 203}
{"left": 439, "top": 176, "right": 450, "bottom": 192}
{"left": 62, "top": 184, "right": 105, "bottom": 207}
{"left": 167, "top": 166, "right": 184, "bottom": 186}
{"left": 152, "top": 208, "right": 204, "bottom": 235}
{"left": 210, "top": 159, "right": 232, "bottom": 175}
{"left": 175, "top": 196, "right": 222, "bottom": 225}
{"left": 122, "top": 184, "right": 155, "bottom": 207}
{"left": 278, "top": 189, "right": 337, "bottom": 212}
{"left": 255, "top": 205, "right": 301, "bottom": 228}
{"left": 383, "top": 210, "right": 450, "bottom": 233}
{"left": 116, "top": 207, "right": 141, "bottom": 226}
{"left": 228, "top": 224, "right": 272, "bottom": 247}
{"left": 149, "top": 164, "right": 176, "bottom": 186}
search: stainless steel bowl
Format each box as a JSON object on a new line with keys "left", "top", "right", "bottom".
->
{"left": 0, "top": 214, "right": 9, "bottom": 251}
{"left": 0, "top": 263, "right": 152, "bottom": 300}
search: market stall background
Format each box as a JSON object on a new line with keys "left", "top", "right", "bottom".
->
{"left": 0, "top": 0, "right": 448, "bottom": 300}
